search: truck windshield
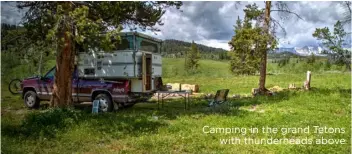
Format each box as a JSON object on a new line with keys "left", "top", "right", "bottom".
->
{"left": 43, "top": 67, "right": 77, "bottom": 79}
{"left": 44, "top": 67, "right": 55, "bottom": 79}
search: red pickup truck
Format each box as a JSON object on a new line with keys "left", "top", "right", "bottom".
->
{"left": 19, "top": 66, "right": 154, "bottom": 112}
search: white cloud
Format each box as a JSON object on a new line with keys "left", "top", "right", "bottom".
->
{"left": 2, "top": 1, "right": 349, "bottom": 49}
{"left": 119, "top": 1, "right": 351, "bottom": 49}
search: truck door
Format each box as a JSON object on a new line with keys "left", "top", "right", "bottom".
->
{"left": 40, "top": 67, "right": 80, "bottom": 102}
{"left": 39, "top": 67, "right": 55, "bottom": 100}
{"left": 142, "top": 53, "right": 152, "bottom": 92}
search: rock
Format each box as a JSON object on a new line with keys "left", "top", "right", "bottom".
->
{"left": 232, "top": 94, "right": 241, "bottom": 98}
{"left": 251, "top": 88, "right": 259, "bottom": 96}
{"left": 269, "top": 86, "right": 283, "bottom": 92}
{"left": 258, "top": 110, "right": 265, "bottom": 113}
{"left": 152, "top": 116, "right": 158, "bottom": 120}
{"left": 248, "top": 105, "right": 257, "bottom": 111}
{"left": 288, "top": 83, "right": 296, "bottom": 89}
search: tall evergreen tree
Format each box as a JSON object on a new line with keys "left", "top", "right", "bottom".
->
{"left": 228, "top": 4, "right": 276, "bottom": 75}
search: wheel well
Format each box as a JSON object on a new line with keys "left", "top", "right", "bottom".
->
{"left": 91, "top": 91, "right": 112, "bottom": 102}
{"left": 22, "top": 87, "right": 36, "bottom": 98}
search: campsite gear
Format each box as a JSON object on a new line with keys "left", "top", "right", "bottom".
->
{"left": 156, "top": 90, "right": 191, "bottom": 110}
{"left": 166, "top": 83, "right": 181, "bottom": 91}
{"left": 208, "top": 89, "right": 230, "bottom": 107}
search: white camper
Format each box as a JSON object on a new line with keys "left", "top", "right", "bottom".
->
{"left": 77, "top": 32, "right": 162, "bottom": 93}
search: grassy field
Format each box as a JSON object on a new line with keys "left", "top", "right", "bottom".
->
{"left": 1, "top": 58, "right": 351, "bottom": 153}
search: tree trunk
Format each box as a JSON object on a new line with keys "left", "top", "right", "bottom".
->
{"left": 258, "top": 1, "right": 271, "bottom": 94}
{"left": 50, "top": 2, "right": 75, "bottom": 108}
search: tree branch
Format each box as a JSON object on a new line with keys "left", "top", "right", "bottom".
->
{"left": 270, "top": 10, "right": 304, "bottom": 20}
{"left": 270, "top": 17, "right": 286, "bottom": 37}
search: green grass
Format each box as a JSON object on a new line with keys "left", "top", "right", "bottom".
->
{"left": 1, "top": 58, "right": 351, "bottom": 153}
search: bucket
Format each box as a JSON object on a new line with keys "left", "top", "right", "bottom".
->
{"left": 92, "top": 100, "right": 100, "bottom": 113}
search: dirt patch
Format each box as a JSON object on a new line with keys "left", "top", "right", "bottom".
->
{"left": 242, "top": 105, "right": 265, "bottom": 113}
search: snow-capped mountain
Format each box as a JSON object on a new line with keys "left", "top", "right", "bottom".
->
{"left": 272, "top": 46, "right": 328, "bottom": 56}
{"left": 295, "top": 46, "right": 325, "bottom": 56}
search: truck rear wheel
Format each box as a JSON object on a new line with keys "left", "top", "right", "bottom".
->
{"left": 24, "top": 91, "right": 40, "bottom": 109}
{"left": 94, "top": 93, "right": 113, "bottom": 112}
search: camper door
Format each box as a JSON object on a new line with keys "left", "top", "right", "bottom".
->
{"left": 142, "top": 52, "right": 152, "bottom": 92}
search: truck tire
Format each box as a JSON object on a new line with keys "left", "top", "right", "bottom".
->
{"left": 94, "top": 93, "right": 113, "bottom": 112}
{"left": 24, "top": 91, "right": 40, "bottom": 109}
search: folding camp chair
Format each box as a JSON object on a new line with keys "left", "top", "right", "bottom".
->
{"left": 208, "top": 89, "right": 230, "bottom": 107}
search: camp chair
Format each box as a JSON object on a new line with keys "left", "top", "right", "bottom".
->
{"left": 208, "top": 89, "right": 230, "bottom": 107}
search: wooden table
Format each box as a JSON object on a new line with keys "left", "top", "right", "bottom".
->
{"left": 155, "top": 90, "right": 191, "bottom": 110}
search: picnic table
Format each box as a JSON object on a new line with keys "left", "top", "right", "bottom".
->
{"left": 155, "top": 90, "right": 191, "bottom": 110}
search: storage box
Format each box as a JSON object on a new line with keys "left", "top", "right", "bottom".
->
{"left": 166, "top": 83, "right": 181, "bottom": 91}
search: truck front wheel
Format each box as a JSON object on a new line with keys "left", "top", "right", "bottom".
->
{"left": 24, "top": 91, "right": 40, "bottom": 109}
{"left": 94, "top": 93, "right": 113, "bottom": 112}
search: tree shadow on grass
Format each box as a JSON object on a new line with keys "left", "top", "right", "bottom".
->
{"left": 2, "top": 108, "right": 167, "bottom": 140}
{"left": 123, "top": 91, "right": 298, "bottom": 121}
{"left": 3, "top": 87, "right": 348, "bottom": 142}
{"left": 229, "top": 90, "right": 298, "bottom": 107}
{"left": 126, "top": 87, "right": 350, "bottom": 120}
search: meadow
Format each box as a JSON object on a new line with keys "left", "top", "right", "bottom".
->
{"left": 1, "top": 58, "right": 351, "bottom": 153}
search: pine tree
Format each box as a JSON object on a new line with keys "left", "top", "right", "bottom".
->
{"left": 185, "top": 41, "right": 200, "bottom": 73}
{"left": 228, "top": 4, "right": 267, "bottom": 75}
{"left": 313, "top": 20, "right": 351, "bottom": 71}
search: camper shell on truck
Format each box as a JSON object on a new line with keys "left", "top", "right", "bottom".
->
{"left": 19, "top": 32, "right": 163, "bottom": 112}
{"left": 78, "top": 32, "right": 163, "bottom": 93}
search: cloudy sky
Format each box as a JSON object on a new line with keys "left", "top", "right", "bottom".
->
{"left": 1, "top": 1, "right": 350, "bottom": 50}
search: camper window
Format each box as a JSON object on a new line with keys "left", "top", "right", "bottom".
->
{"left": 116, "top": 38, "right": 133, "bottom": 50}
{"left": 140, "top": 40, "right": 158, "bottom": 53}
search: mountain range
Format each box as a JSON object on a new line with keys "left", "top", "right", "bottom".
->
{"left": 271, "top": 46, "right": 327, "bottom": 56}
{"left": 162, "top": 39, "right": 334, "bottom": 57}
{"left": 272, "top": 46, "right": 351, "bottom": 56}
